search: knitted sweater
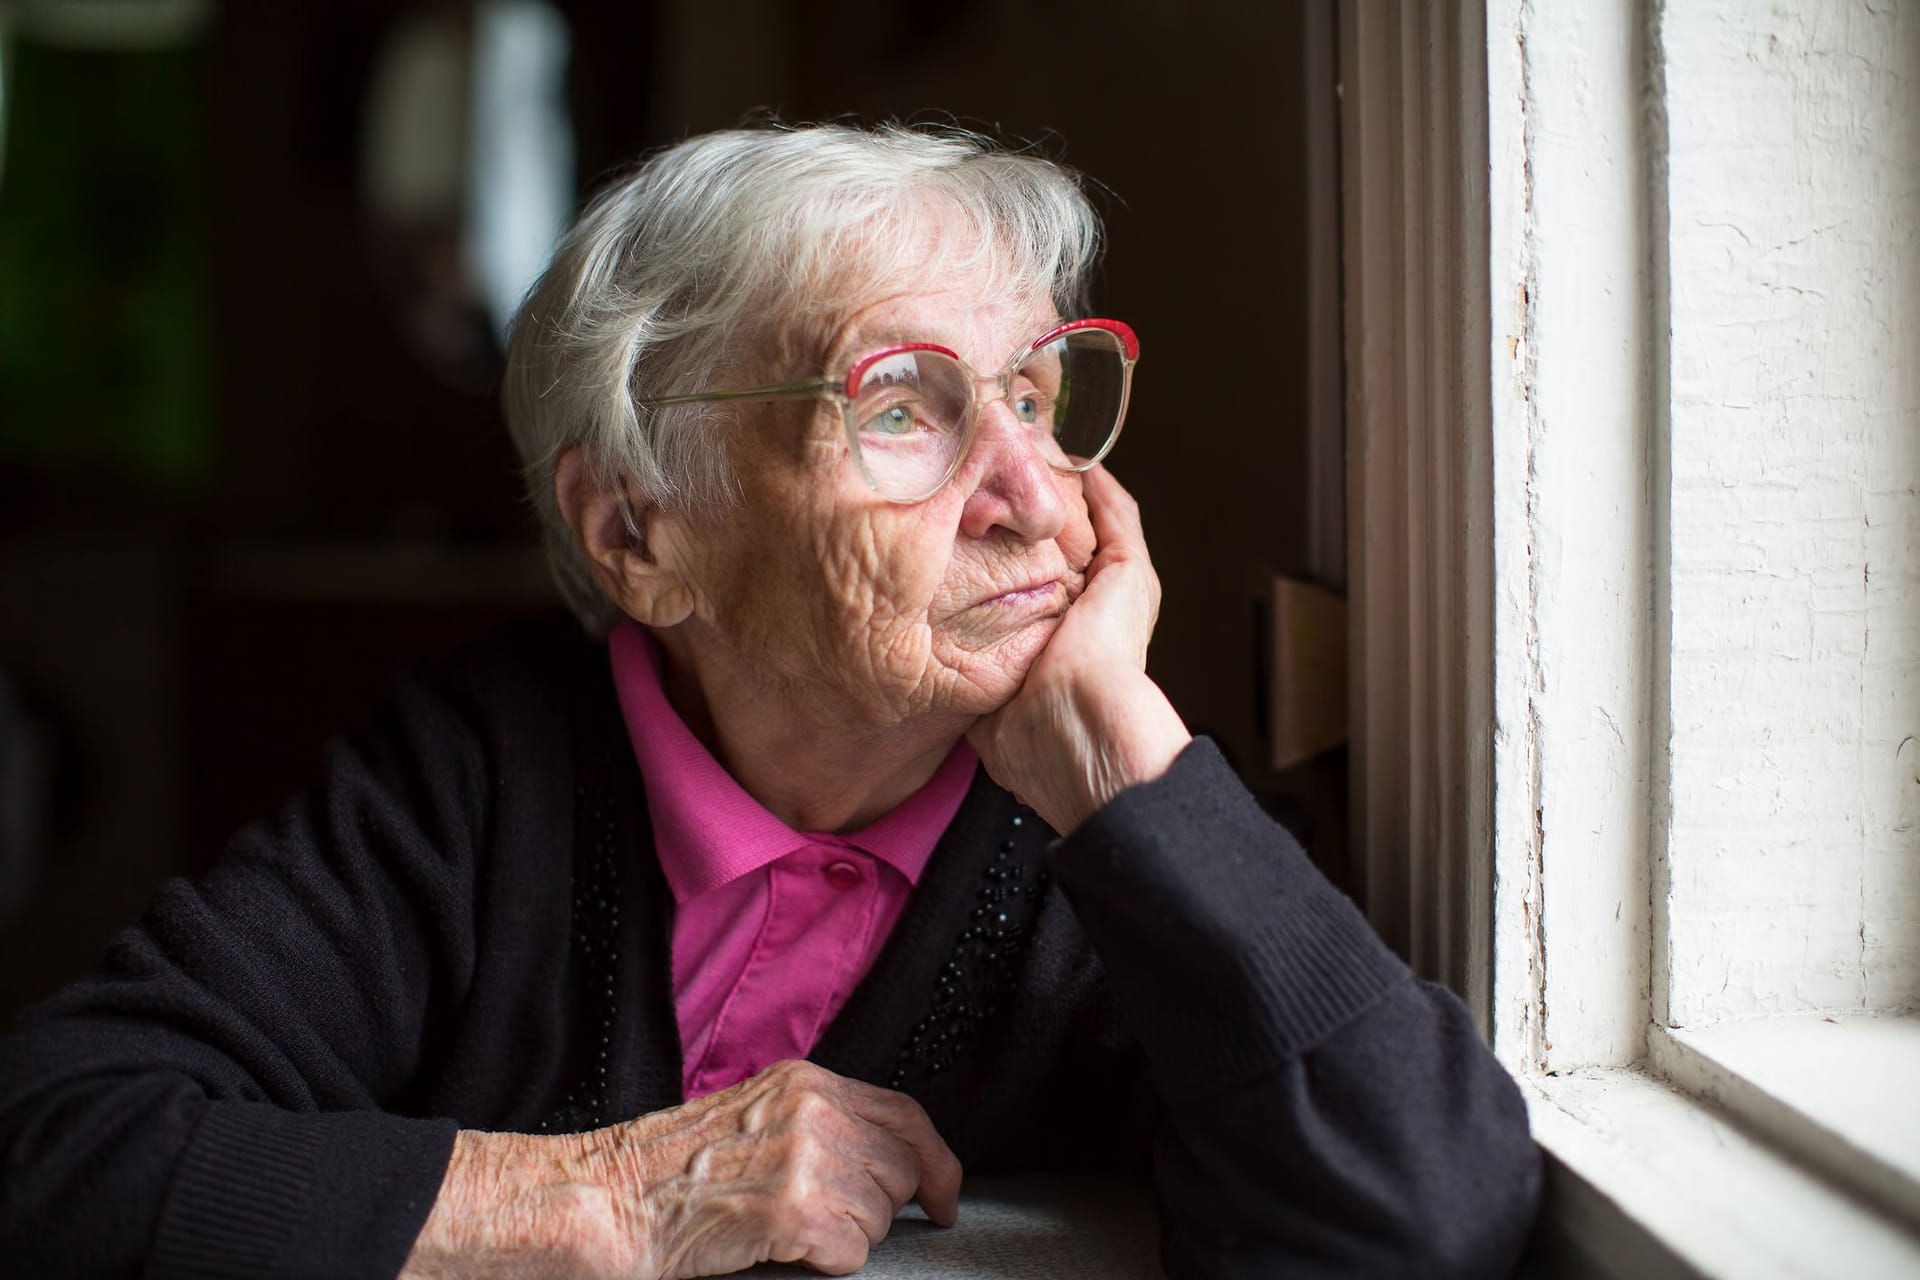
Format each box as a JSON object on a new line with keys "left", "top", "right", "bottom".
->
{"left": 0, "top": 615, "right": 1540, "bottom": 1278}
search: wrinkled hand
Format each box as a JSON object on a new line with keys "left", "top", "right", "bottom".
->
{"left": 402, "top": 1060, "right": 962, "bottom": 1279}
{"left": 617, "top": 1060, "right": 961, "bottom": 1277}
{"left": 967, "top": 465, "right": 1191, "bottom": 835}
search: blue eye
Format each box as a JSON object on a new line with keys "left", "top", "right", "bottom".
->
{"left": 1013, "top": 396, "right": 1042, "bottom": 424}
{"left": 870, "top": 404, "right": 917, "bottom": 435}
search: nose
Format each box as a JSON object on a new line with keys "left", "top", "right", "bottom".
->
{"left": 955, "top": 398, "right": 1071, "bottom": 542}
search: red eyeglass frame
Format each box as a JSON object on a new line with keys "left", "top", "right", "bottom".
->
{"left": 635, "top": 317, "right": 1140, "bottom": 503}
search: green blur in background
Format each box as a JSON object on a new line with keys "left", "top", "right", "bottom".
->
{"left": 0, "top": 24, "right": 211, "bottom": 489}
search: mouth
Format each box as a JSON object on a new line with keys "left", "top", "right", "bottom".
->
{"left": 976, "top": 576, "right": 1069, "bottom": 611}
{"left": 935, "top": 568, "right": 1081, "bottom": 655}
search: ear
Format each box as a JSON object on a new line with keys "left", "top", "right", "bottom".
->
{"left": 553, "top": 445, "right": 696, "bottom": 628}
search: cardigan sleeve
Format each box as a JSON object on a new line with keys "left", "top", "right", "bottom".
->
{"left": 1049, "top": 738, "right": 1542, "bottom": 1279}
{"left": 0, "top": 672, "right": 486, "bottom": 1280}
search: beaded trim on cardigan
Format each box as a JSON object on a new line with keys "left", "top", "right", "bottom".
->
{"left": 535, "top": 762, "right": 1045, "bottom": 1125}
{"left": 888, "top": 806, "right": 1048, "bottom": 1090}
{"left": 538, "top": 770, "right": 624, "bottom": 1134}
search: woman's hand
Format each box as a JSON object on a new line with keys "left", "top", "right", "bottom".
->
{"left": 967, "top": 465, "right": 1192, "bottom": 835}
{"left": 401, "top": 1059, "right": 962, "bottom": 1279}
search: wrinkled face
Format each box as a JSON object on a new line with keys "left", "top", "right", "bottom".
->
{"left": 656, "top": 269, "right": 1098, "bottom": 735}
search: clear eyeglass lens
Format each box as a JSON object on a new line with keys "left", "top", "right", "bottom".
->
{"left": 848, "top": 330, "right": 1128, "bottom": 502}
{"left": 1020, "top": 328, "right": 1128, "bottom": 471}
{"left": 849, "top": 350, "right": 973, "bottom": 501}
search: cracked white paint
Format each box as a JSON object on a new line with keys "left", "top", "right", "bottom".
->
{"left": 1349, "top": 0, "right": 1916, "bottom": 1077}
{"left": 1488, "top": 0, "right": 1654, "bottom": 1071}
{"left": 1660, "top": 0, "right": 1920, "bottom": 1024}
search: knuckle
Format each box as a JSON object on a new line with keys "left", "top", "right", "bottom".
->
{"left": 787, "top": 1088, "right": 838, "bottom": 1128}
{"left": 766, "top": 1057, "right": 813, "bottom": 1084}
{"left": 780, "top": 1125, "right": 839, "bottom": 1182}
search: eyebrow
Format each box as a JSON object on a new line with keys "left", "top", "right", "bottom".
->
{"left": 853, "top": 329, "right": 953, "bottom": 352}
{"left": 825, "top": 330, "right": 954, "bottom": 377}
{"left": 829, "top": 319, "right": 1062, "bottom": 371}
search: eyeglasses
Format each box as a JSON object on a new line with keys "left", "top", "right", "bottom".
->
{"left": 635, "top": 318, "right": 1139, "bottom": 503}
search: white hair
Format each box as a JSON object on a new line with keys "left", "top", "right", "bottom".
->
{"left": 501, "top": 122, "right": 1105, "bottom": 633}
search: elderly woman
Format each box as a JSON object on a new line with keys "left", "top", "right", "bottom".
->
{"left": 0, "top": 124, "right": 1538, "bottom": 1278}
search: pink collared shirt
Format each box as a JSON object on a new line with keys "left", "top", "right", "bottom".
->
{"left": 608, "top": 621, "right": 978, "bottom": 1099}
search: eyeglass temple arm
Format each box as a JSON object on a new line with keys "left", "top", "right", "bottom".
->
{"left": 635, "top": 378, "right": 834, "bottom": 409}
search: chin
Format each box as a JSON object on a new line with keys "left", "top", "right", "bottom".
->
{"left": 937, "top": 616, "right": 1060, "bottom": 714}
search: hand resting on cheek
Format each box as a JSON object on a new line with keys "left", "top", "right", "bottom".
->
{"left": 967, "top": 465, "right": 1193, "bottom": 837}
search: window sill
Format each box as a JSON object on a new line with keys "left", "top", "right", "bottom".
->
{"left": 1523, "top": 1063, "right": 1920, "bottom": 1279}
{"left": 1648, "top": 1013, "right": 1920, "bottom": 1228}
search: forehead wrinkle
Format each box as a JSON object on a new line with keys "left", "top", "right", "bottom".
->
{"left": 798, "top": 206, "right": 1056, "bottom": 368}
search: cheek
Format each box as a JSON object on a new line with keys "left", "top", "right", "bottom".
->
{"left": 687, "top": 438, "right": 966, "bottom": 699}
{"left": 706, "top": 427, "right": 872, "bottom": 627}
{"left": 1058, "top": 480, "right": 1097, "bottom": 570}
{"left": 817, "top": 510, "right": 954, "bottom": 634}
{"left": 757, "top": 498, "right": 959, "bottom": 689}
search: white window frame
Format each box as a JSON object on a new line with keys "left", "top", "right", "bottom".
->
{"left": 1337, "top": 1, "right": 1920, "bottom": 1274}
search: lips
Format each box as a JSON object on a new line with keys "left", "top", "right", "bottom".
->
{"left": 941, "top": 559, "right": 1084, "bottom": 623}
{"left": 987, "top": 575, "right": 1062, "bottom": 602}
{"left": 970, "top": 573, "right": 1077, "bottom": 615}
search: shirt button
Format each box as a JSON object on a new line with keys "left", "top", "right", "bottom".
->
{"left": 824, "top": 860, "right": 863, "bottom": 890}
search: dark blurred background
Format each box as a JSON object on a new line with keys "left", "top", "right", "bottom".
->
{"left": 0, "top": 0, "right": 1347, "bottom": 1018}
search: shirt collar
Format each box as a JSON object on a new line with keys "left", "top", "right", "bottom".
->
{"left": 607, "top": 620, "right": 977, "bottom": 904}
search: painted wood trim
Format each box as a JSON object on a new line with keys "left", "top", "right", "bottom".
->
{"left": 1487, "top": 0, "right": 1656, "bottom": 1072}
{"left": 1342, "top": 0, "right": 1656, "bottom": 1072}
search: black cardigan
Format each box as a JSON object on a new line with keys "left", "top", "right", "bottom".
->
{"left": 0, "top": 615, "right": 1540, "bottom": 1278}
